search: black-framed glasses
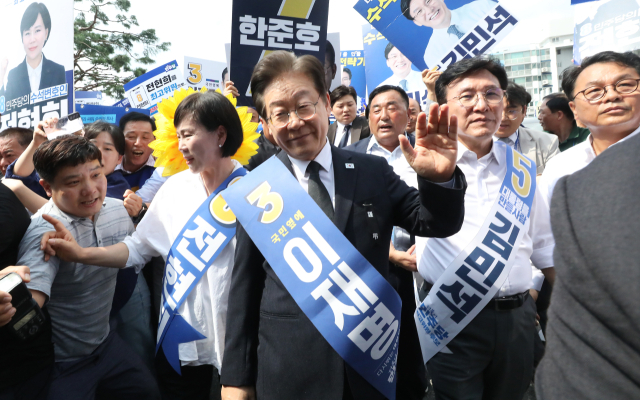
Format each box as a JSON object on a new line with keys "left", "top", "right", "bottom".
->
{"left": 573, "top": 78, "right": 640, "bottom": 101}
{"left": 448, "top": 88, "right": 504, "bottom": 108}
{"left": 268, "top": 96, "right": 321, "bottom": 128}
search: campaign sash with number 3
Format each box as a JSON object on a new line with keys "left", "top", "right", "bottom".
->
{"left": 156, "top": 168, "right": 247, "bottom": 374}
{"left": 414, "top": 142, "right": 537, "bottom": 363}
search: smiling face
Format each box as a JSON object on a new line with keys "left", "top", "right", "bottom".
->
{"left": 176, "top": 115, "right": 226, "bottom": 174}
{"left": 570, "top": 62, "right": 640, "bottom": 136}
{"left": 0, "top": 136, "right": 27, "bottom": 175}
{"left": 386, "top": 47, "right": 412, "bottom": 78}
{"left": 409, "top": 0, "right": 451, "bottom": 29}
{"left": 122, "top": 121, "right": 155, "bottom": 172}
{"left": 42, "top": 159, "right": 107, "bottom": 220}
{"left": 369, "top": 90, "right": 410, "bottom": 151}
{"left": 262, "top": 72, "right": 331, "bottom": 161}
{"left": 22, "top": 14, "right": 48, "bottom": 64}
{"left": 332, "top": 94, "right": 357, "bottom": 125}
{"left": 89, "top": 131, "right": 123, "bottom": 175}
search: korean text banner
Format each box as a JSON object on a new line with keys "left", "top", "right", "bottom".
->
{"left": 76, "top": 104, "right": 150, "bottom": 125}
{"left": 361, "top": 25, "right": 430, "bottom": 110}
{"left": 340, "top": 50, "right": 367, "bottom": 114}
{"left": 354, "top": 0, "right": 518, "bottom": 71}
{"left": 230, "top": 0, "right": 330, "bottom": 106}
{"left": 0, "top": 0, "right": 74, "bottom": 131}
{"left": 123, "top": 60, "right": 187, "bottom": 116}
{"left": 573, "top": 0, "right": 640, "bottom": 64}
{"left": 183, "top": 56, "right": 227, "bottom": 92}
{"left": 75, "top": 91, "right": 103, "bottom": 106}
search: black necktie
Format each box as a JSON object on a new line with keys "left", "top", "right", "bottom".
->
{"left": 306, "top": 161, "right": 334, "bottom": 219}
{"left": 338, "top": 125, "right": 351, "bottom": 148}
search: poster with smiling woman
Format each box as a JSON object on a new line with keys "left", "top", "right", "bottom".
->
{"left": 0, "top": 0, "right": 74, "bottom": 131}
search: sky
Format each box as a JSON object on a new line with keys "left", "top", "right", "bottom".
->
{"left": 127, "top": 0, "right": 578, "bottom": 72}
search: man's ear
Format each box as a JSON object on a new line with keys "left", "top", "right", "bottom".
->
{"left": 40, "top": 179, "right": 53, "bottom": 198}
{"left": 568, "top": 101, "right": 577, "bottom": 117}
{"left": 117, "top": 154, "right": 123, "bottom": 165}
{"left": 556, "top": 110, "right": 564, "bottom": 121}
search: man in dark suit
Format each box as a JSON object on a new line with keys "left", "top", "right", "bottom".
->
{"left": 246, "top": 123, "right": 280, "bottom": 171}
{"left": 220, "top": 51, "right": 466, "bottom": 400}
{"left": 327, "top": 86, "right": 370, "bottom": 147}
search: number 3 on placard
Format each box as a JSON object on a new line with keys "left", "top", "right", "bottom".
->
{"left": 511, "top": 151, "right": 532, "bottom": 198}
{"left": 246, "top": 181, "right": 283, "bottom": 224}
{"left": 187, "top": 63, "right": 202, "bottom": 85}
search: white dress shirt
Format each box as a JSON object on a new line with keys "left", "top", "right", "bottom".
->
{"left": 494, "top": 129, "right": 521, "bottom": 153}
{"left": 423, "top": 0, "right": 497, "bottom": 68}
{"left": 115, "top": 154, "right": 156, "bottom": 174}
{"left": 333, "top": 121, "right": 352, "bottom": 147}
{"left": 26, "top": 54, "right": 44, "bottom": 93}
{"left": 416, "top": 141, "right": 554, "bottom": 297}
{"left": 123, "top": 160, "right": 243, "bottom": 369}
{"left": 379, "top": 69, "right": 425, "bottom": 93}
{"left": 288, "top": 140, "right": 335, "bottom": 206}
{"left": 136, "top": 167, "right": 169, "bottom": 203}
{"left": 366, "top": 134, "right": 407, "bottom": 164}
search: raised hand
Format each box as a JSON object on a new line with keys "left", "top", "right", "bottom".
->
{"left": 421, "top": 68, "right": 442, "bottom": 93}
{"left": 40, "top": 214, "right": 82, "bottom": 262}
{"left": 399, "top": 102, "right": 458, "bottom": 183}
{"left": 123, "top": 189, "right": 143, "bottom": 218}
{"left": 223, "top": 81, "right": 240, "bottom": 98}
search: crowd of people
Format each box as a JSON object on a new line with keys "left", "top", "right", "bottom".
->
{"left": 1, "top": 48, "right": 639, "bottom": 400}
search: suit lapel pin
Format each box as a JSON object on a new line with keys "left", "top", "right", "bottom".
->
{"left": 345, "top": 163, "right": 354, "bottom": 169}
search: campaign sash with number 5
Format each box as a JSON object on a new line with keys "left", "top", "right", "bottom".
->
{"left": 222, "top": 157, "right": 401, "bottom": 400}
{"left": 414, "top": 142, "right": 537, "bottom": 363}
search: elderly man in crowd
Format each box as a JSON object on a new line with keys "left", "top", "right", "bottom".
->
{"left": 538, "top": 93, "right": 590, "bottom": 151}
{"left": 0, "top": 127, "right": 32, "bottom": 176}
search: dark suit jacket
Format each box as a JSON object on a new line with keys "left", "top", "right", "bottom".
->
{"left": 535, "top": 133, "right": 640, "bottom": 400}
{"left": 345, "top": 133, "right": 415, "bottom": 154}
{"left": 221, "top": 146, "right": 467, "bottom": 400}
{"left": 327, "top": 115, "right": 370, "bottom": 146}
{"left": 2, "top": 55, "right": 66, "bottom": 101}
{"left": 246, "top": 134, "right": 280, "bottom": 171}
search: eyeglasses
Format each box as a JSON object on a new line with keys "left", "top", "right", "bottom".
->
{"left": 448, "top": 88, "right": 504, "bottom": 108}
{"left": 268, "top": 96, "right": 320, "bottom": 128}
{"left": 573, "top": 78, "right": 640, "bottom": 101}
{"left": 502, "top": 108, "right": 521, "bottom": 120}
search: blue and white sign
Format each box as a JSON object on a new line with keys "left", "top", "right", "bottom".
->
{"left": 222, "top": 157, "right": 401, "bottom": 400}
{"left": 183, "top": 56, "right": 227, "bottom": 92}
{"left": 340, "top": 50, "right": 367, "bottom": 114}
{"left": 123, "top": 60, "right": 187, "bottom": 115}
{"left": 75, "top": 91, "right": 103, "bottom": 106}
{"left": 76, "top": 104, "right": 150, "bottom": 125}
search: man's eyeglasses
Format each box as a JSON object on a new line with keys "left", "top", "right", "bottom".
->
{"left": 573, "top": 78, "right": 640, "bottom": 101}
{"left": 268, "top": 96, "right": 321, "bottom": 129}
{"left": 448, "top": 88, "right": 504, "bottom": 108}
{"left": 502, "top": 108, "right": 521, "bottom": 120}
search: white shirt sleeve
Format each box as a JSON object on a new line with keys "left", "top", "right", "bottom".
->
{"left": 531, "top": 264, "right": 545, "bottom": 291}
{"left": 136, "top": 167, "right": 169, "bottom": 203}
{"left": 528, "top": 186, "right": 555, "bottom": 270}
{"left": 123, "top": 197, "right": 166, "bottom": 270}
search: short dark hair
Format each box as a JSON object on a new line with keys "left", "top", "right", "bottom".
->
{"left": 384, "top": 42, "right": 396, "bottom": 59}
{"left": 0, "top": 127, "right": 32, "bottom": 148}
{"left": 21, "top": 3, "right": 51, "bottom": 46}
{"left": 400, "top": 0, "right": 414, "bottom": 20}
{"left": 326, "top": 41, "right": 336, "bottom": 65}
{"left": 251, "top": 51, "right": 327, "bottom": 120}
{"left": 542, "top": 93, "right": 574, "bottom": 121}
{"left": 84, "top": 121, "right": 126, "bottom": 156}
{"left": 222, "top": 67, "right": 229, "bottom": 83}
{"left": 369, "top": 85, "right": 410, "bottom": 109}
{"left": 343, "top": 67, "right": 352, "bottom": 80}
{"left": 173, "top": 92, "right": 243, "bottom": 158}
{"left": 119, "top": 112, "right": 156, "bottom": 133}
{"left": 562, "top": 51, "right": 640, "bottom": 99}
{"left": 330, "top": 85, "right": 358, "bottom": 107}
{"left": 435, "top": 57, "right": 508, "bottom": 105}
{"left": 505, "top": 82, "right": 531, "bottom": 109}
{"left": 34, "top": 136, "right": 102, "bottom": 183}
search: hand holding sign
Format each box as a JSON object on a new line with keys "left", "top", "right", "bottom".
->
{"left": 399, "top": 103, "right": 457, "bottom": 183}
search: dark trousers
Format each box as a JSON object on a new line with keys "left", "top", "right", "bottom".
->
{"left": 156, "top": 347, "right": 222, "bottom": 400}
{"left": 0, "top": 364, "right": 52, "bottom": 400}
{"left": 427, "top": 296, "right": 537, "bottom": 400}
{"left": 46, "top": 331, "right": 159, "bottom": 400}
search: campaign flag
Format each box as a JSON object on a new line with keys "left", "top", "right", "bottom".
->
{"left": 75, "top": 91, "right": 103, "bottom": 106}
{"left": 573, "top": 0, "right": 640, "bottom": 64}
{"left": 0, "top": 0, "right": 74, "bottom": 131}
{"left": 123, "top": 60, "right": 187, "bottom": 116}
{"left": 361, "top": 25, "right": 430, "bottom": 110}
{"left": 183, "top": 56, "right": 227, "bottom": 92}
{"left": 340, "top": 50, "right": 367, "bottom": 114}
{"left": 76, "top": 104, "right": 150, "bottom": 126}
{"left": 354, "top": 0, "right": 518, "bottom": 71}
{"left": 230, "top": 0, "right": 330, "bottom": 105}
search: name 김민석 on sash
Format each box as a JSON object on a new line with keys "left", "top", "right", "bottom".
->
{"left": 156, "top": 167, "right": 247, "bottom": 374}
{"left": 414, "top": 142, "right": 536, "bottom": 363}
{"left": 222, "top": 157, "right": 402, "bottom": 400}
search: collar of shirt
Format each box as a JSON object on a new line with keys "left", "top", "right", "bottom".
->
{"left": 26, "top": 54, "right": 44, "bottom": 93}
{"left": 114, "top": 154, "right": 156, "bottom": 174}
{"left": 334, "top": 121, "right": 347, "bottom": 146}
{"left": 493, "top": 130, "right": 519, "bottom": 145}
{"left": 287, "top": 139, "right": 335, "bottom": 206}
{"left": 366, "top": 133, "right": 406, "bottom": 163}
{"left": 457, "top": 139, "right": 504, "bottom": 168}
{"left": 449, "top": 8, "right": 464, "bottom": 36}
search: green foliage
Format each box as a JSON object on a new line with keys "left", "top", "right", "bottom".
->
{"left": 74, "top": 0, "right": 171, "bottom": 98}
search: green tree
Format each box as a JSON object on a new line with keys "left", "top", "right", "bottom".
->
{"left": 74, "top": 0, "right": 171, "bottom": 99}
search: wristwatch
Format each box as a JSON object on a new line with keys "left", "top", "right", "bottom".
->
{"left": 132, "top": 203, "right": 148, "bottom": 224}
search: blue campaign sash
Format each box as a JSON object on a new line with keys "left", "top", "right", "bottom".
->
{"left": 414, "top": 143, "right": 537, "bottom": 363}
{"left": 156, "top": 168, "right": 247, "bottom": 374}
{"left": 222, "top": 157, "right": 401, "bottom": 400}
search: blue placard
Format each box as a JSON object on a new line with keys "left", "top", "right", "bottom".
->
{"left": 76, "top": 104, "right": 150, "bottom": 126}
{"left": 222, "top": 157, "right": 401, "bottom": 400}
{"left": 571, "top": 0, "right": 599, "bottom": 4}
{"left": 340, "top": 50, "right": 368, "bottom": 112}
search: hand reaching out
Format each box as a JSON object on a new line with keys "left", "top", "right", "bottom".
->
{"left": 123, "top": 189, "right": 143, "bottom": 218}
{"left": 223, "top": 81, "right": 239, "bottom": 98}
{"left": 40, "top": 214, "right": 82, "bottom": 262}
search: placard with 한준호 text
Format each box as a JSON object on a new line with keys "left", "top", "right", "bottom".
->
{"left": 123, "top": 60, "right": 186, "bottom": 115}
{"left": 353, "top": 0, "right": 518, "bottom": 71}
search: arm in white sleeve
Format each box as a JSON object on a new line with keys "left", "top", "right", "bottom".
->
{"left": 529, "top": 186, "right": 555, "bottom": 270}
{"left": 530, "top": 264, "right": 544, "bottom": 291}
{"left": 136, "top": 167, "right": 168, "bottom": 204}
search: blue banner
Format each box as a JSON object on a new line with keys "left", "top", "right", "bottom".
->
{"left": 354, "top": 0, "right": 518, "bottom": 71}
{"left": 340, "top": 50, "right": 368, "bottom": 113}
{"left": 571, "top": 0, "right": 599, "bottom": 4}
{"left": 123, "top": 60, "right": 187, "bottom": 115}
{"left": 76, "top": 104, "right": 150, "bottom": 125}
{"left": 230, "top": 0, "right": 330, "bottom": 106}
{"left": 156, "top": 168, "right": 247, "bottom": 373}
{"left": 222, "top": 157, "right": 401, "bottom": 400}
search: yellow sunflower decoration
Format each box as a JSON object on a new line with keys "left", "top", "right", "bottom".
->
{"left": 149, "top": 87, "right": 260, "bottom": 177}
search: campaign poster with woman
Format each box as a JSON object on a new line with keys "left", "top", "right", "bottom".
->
{"left": 0, "top": 0, "right": 74, "bottom": 131}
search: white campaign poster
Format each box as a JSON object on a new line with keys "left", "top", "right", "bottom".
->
{"left": 327, "top": 32, "right": 342, "bottom": 92}
{"left": 0, "top": 0, "right": 74, "bottom": 130}
{"left": 183, "top": 56, "right": 227, "bottom": 92}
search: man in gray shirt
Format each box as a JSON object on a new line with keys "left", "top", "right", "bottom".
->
{"left": 16, "top": 136, "right": 159, "bottom": 400}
